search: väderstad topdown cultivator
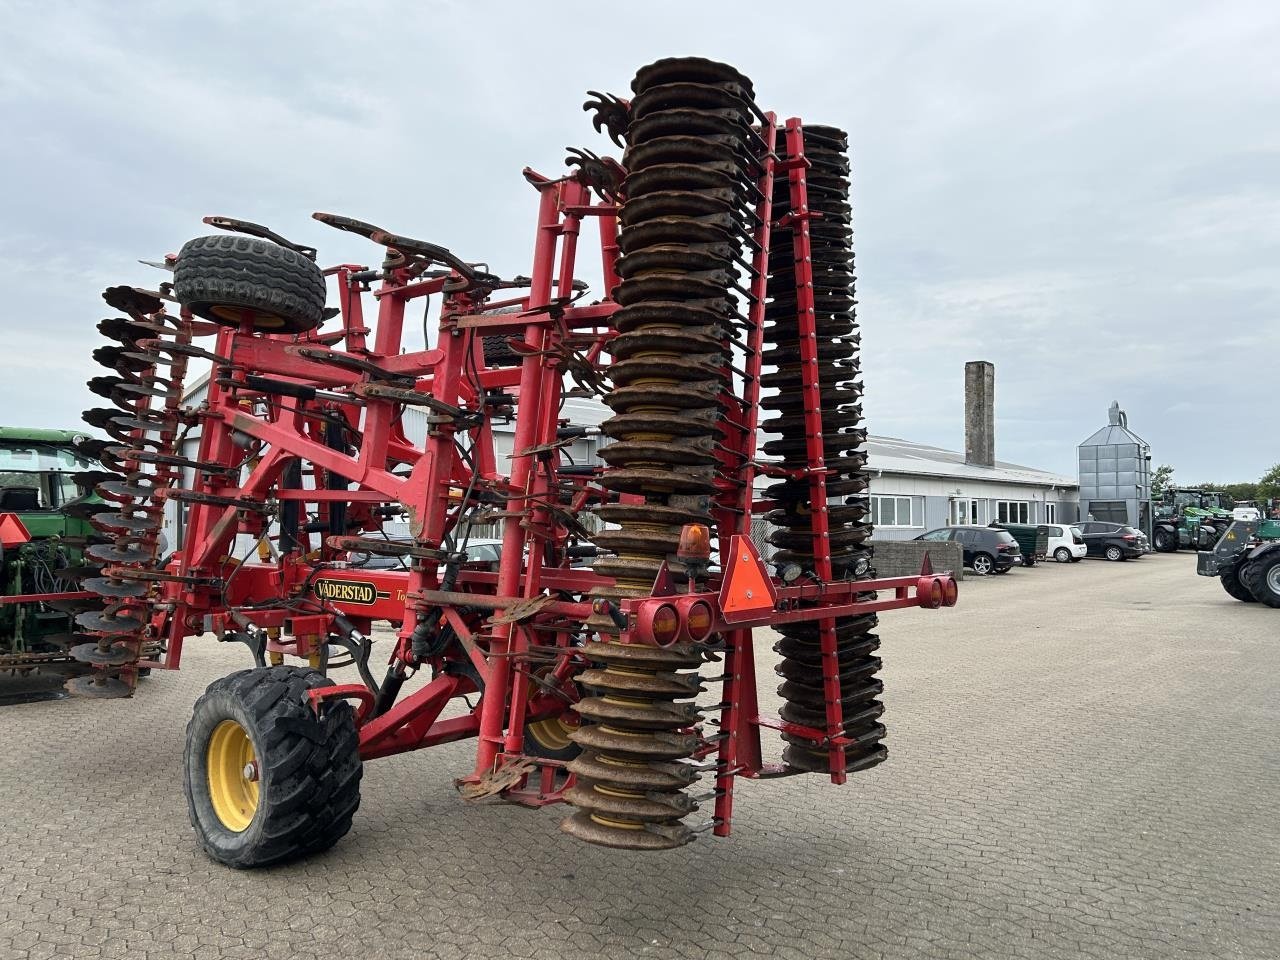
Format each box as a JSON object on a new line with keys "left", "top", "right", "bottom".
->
{"left": 64, "top": 57, "right": 957, "bottom": 865}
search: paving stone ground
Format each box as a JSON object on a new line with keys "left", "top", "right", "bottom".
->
{"left": 1, "top": 552, "right": 1277, "bottom": 959}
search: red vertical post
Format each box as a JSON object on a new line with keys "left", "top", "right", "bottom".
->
{"left": 472, "top": 178, "right": 563, "bottom": 775}
{"left": 713, "top": 113, "right": 778, "bottom": 836}
{"left": 502, "top": 180, "right": 588, "bottom": 756}
{"left": 784, "top": 118, "right": 847, "bottom": 782}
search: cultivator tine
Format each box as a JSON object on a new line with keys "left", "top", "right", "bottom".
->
{"left": 202, "top": 215, "right": 317, "bottom": 259}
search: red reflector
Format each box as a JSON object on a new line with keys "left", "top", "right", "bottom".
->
{"left": 0, "top": 513, "right": 31, "bottom": 548}
{"left": 916, "top": 576, "right": 943, "bottom": 609}
{"left": 942, "top": 578, "right": 958, "bottom": 607}
{"left": 683, "top": 599, "right": 713, "bottom": 642}
{"left": 650, "top": 604, "right": 680, "bottom": 646}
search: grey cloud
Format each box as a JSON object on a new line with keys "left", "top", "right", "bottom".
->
{"left": 1, "top": 0, "right": 1276, "bottom": 481}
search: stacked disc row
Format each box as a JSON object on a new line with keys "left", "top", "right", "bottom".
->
{"left": 563, "top": 57, "right": 760, "bottom": 850}
{"left": 759, "top": 125, "right": 886, "bottom": 774}
{"left": 64, "top": 286, "right": 193, "bottom": 697}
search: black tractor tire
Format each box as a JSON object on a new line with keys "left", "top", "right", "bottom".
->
{"left": 1104, "top": 545, "right": 1125, "bottom": 561}
{"left": 1153, "top": 528, "right": 1174, "bottom": 553}
{"left": 1242, "top": 553, "right": 1280, "bottom": 608}
{"left": 184, "top": 665, "right": 362, "bottom": 869}
{"left": 1220, "top": 563, "right": 1257, "bottom": 603}
{"left": 174, "top": 235, "right": 327, "bottom": 334}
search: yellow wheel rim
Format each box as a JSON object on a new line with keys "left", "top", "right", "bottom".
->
{"left": 526, "top": 713, "right": 578, "bottom": 752}
{"left": 207, "top": 719, "right": 260, "bottom": 832}
{"left": 210, "top": 305, "right": 289, "bottom": 329}
{"left": 525, "top": 675, "right": 578, "bottom": 753}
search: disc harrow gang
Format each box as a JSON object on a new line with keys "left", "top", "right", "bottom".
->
{"left": 760, "top": 124, "right": 885, "bottom": 774}
{"left": 62, "top": 283, "right": 200, "bottom": 695}
{"left": 52, "top": 56, "right": 957, "bottom": 866}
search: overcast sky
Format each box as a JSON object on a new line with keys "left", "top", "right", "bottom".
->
{"left": 1, "top": 0, "right": 1276, "bottom": 483}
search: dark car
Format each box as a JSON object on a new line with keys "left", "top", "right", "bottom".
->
{"left": 1077, "top": 521, "right": 1145, "bottom": 561}
{"left": 350, "top": 538, "right": 504, "bottom": 572}
{"left": 915, "top": 525, "right": 1021, "bottom": 575}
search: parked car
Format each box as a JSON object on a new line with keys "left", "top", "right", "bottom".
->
{"left": 1077, "top": 522, "right": 1145, "bottom": 561}
{"left": 915, "top": 525, "right": 1021, "bottom": 575}
{"left": 350, "top": 538, "right": 504, "bottom": 571}
{"left": 1041, "top": 524, "right": 1087, "bottom": 563}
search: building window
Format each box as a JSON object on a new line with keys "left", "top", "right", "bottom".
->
{"left": 996, "top": 500, "right": 1030, "bottom": 524}
{"left": 1045, "top": 502, "right": 1057, "bottom": 524}
{"left": 871, "top": 495, "right": 916, "bottom": 527}
{"left": 949, "top": 498, "right": 982, "bottom": 525}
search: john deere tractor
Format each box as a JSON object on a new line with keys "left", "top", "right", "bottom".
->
{"left": 1151, "top": 487, "right": 1235, "bottom": 553}
{"left": 0, "top": 428, "right": 104, "bottom": 670}
{"left": 1197, "top": 518, "right": 1280, "bottom": 606}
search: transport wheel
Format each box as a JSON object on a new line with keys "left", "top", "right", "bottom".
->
{"left": 1105, "top": 545, "right": 1124, "bottom": 562}
{"left": 1220, "top": 563, "right": 1257, "bottom": 603}
{"left": 174, "top": 235, "right": 327, "bottom": 334}
{"left": 524, "top": 712, "right": 582, "bottom": 761}
{"left": 184, "top": 665, "right": 362, "bottom": 868}
{"left": 522, "top": 668, "right": 583, "bottom": 761}
{"left": 1153, "top": 529, "right": 1173, "bottom": 552}
{"left": 971, "top": 553, "right": 994, "bottom": 575}
{"left": 1054, "top": 547, "right": 1071, "bottom": 563}
{"left": 1242, "top": 554, "right": 1280, "bottom": 608}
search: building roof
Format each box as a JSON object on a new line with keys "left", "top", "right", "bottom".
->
{"left": 868, "top": 435, "right": 1077, "bottom": 488}
{"left": 1078, "top": 401, "right": 1150, "bottom": 450}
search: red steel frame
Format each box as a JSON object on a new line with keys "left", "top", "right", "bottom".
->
{"left": 127, "top": 119, "right": 956, "bottom": 834}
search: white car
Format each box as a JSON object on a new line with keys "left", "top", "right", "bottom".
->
{"left": 1042, "top": 523, "right": 1087, "bottom": 563}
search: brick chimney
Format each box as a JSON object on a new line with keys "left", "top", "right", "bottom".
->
{"left": 964, "top": 361, "right": 995, "bottom": 467}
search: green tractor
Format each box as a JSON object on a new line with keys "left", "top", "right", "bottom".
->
{"left": 0, "top": 427, "right": 104, "bottom": 670}
{"left": 1197, "top": 518, "right": 1280, "bottom": 606}
{"left": 1151, "top": 487, "right": 1235, "bottom": 553}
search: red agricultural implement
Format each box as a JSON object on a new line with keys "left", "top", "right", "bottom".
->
{"left": 65, "top": 57, "right": 956, "bottom": 865}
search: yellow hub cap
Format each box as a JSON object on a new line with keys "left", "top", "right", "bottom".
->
{"left": 207, "top": 719, "right": 260, "bottom": 832}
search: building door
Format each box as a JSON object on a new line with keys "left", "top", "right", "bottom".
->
{"left": 949, "top": 498, "right": 982, "bottom": 525}
{"left": 1045, "top": 502, "right": 1057, "bottom": 524}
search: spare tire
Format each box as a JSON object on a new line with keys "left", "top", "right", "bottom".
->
{"left": 174, "top": 235, "right": 327, "bottom": 334}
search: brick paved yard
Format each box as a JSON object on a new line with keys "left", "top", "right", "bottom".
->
{"left": 1, "top": 552, "right": 1277, "bottom": 960}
